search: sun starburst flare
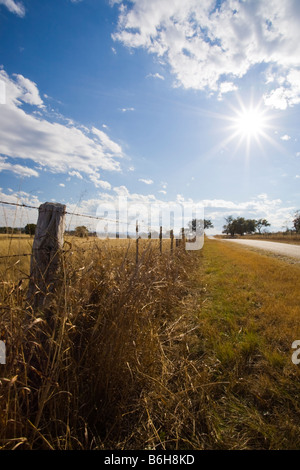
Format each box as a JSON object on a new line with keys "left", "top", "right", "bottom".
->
{"left": 204, "top": 96, "right": 283, "bottom": 165}
{"left": 233, "top": 107, "right": 267, "bottom": 139}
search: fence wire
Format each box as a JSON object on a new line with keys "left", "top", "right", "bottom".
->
{"left": 0, "top": 200, "right": 150, "bottom": 230}
{"left": 0, "top": 200, "right": 175, "bottom": 260}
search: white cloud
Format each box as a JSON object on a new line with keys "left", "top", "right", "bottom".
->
{"left": 59, "top": 183, "right": 65, "bottom": 187}
{"left": 0, "top": 0, "right": 25, "bottom": 16}
{"left": 0, "top": 79, "right": 6, "bottom": 104}
{"left": 281, "top": 134, "right": 291, "bottom": 141}
{"left": 0, "top": 69, "right": 123, "bottom": 187}
{"left": 263, "top": 87, "right": 289, "bottom": 110}
{"left": 68, "top": 170, "right": 83, "bottom": 180}
{"left": 218, "top": 81, "right": 238, "bottom": 100}
{"left": 0, "top": 190, "right": 44, "bottom": 227}
{"left": 91, "top": 127, "right": 122, "bottom": 155}
{"left": 0, "top": 156, "right": 39, "bottom": 178}
{"left": 89, "top": 172, "right": 112, "bottom": 190}
{"left": 263, "top": 70, "right": 300, "bottom": 109}
{"left": 201, "top": 194, "right": 296, "bottom": 232}
{"left": 112, "top": 0, "right": 300, "bottom": 106}
{"left": 13, "top": 74, "right": 44, "bottom": 107}
{"left": 120, "top": 107, "right": 135, "bottom": 112}
{"left": 139, "top": 178, "right": 153, "bottom": 185}
{"left": 113, "top": 185, "right": 130, "bottom": 196}
{"left": 146, "top": 72, "right": 165, "bottom": 80}
{"left": 0, "top": 186, "right": 295, "bottom": 235}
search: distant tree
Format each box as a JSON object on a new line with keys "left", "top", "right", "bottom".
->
{"left": 223, "top": 216, "right": 247, "bottom": 236}
{"left": 293, "top": 211, "right": 300, "bottom": 233}
{"left": 245, "top": 219, "right": 257, "bottom": 234}
{"left": 222, "top": 215, "right": 235, "bottom": 236}
{"left": 234, "top": 217, "right": 247, "bottom": 236}
{"left": 204, "top": 219, "right": 214, "bottom": 230}
{"left": 188, "top": 219, "right": 203, "bottom": 234}
{"left": 187, "top": 218, "right": 214, "bottom": 236}
{"left": 256, "top": 218, "right": 270, "bottom": 234}
{"left": 223, "top": 216, "right": 257, "bottom": 237}
{"left": 75, "top": 225, "right": 89, "bottom": 238}
{"left": 24, "top": 223, "right": 37, "bottom": 236}
{"left": 0, "top": 227, "right": 15, "bottom": 234}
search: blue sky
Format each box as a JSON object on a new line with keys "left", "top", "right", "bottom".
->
{"left": 0, "top": 0, "right": 300, "bottom": 234}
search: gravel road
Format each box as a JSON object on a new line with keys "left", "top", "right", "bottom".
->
{"left": 212, "top": 238, "right": 300, "bottom": 260}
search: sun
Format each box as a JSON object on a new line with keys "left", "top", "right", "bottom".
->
{"left": 223, "top": 98, "right": 276, "bottom": 158}
{"left": 205, "top": 95, "right": 280, "bottom": 164}
{"left": 234, "top": 108, "right": 266, "bottom": 138}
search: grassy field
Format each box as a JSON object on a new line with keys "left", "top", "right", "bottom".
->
{"left": 191, "top": 238, "right": 300, "bottom": 449}
{"left": 0, "top": 235, "right": 300, "bottom": 449}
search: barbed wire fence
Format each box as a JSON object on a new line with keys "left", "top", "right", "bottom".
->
{"left": 0, "top": 199, "right": 190, "bottom": 316}
{"left": 0, "top": 199, "right": 185, "bottom": 262}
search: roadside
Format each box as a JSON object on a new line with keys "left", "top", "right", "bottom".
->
{"left": 209, "top": 236, "right": 300, "bottom": 263}
{"left": 213, "top": 234, "right": 300, "bottom": 246}
{"left": 187, "top": 238, "right": 300, "bottom": 449}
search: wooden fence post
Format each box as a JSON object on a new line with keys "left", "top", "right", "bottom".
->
{"left": 170, "top": 229, "right": 174, "bottom": 253}
{"left": 27, "top": 202, "right": 66, "bottom": 310}
{"left": 175, "top": 228, "right": 186, "bottom": 249}
{"left": 136, "top": 220, "right": 139, "bottom": 265}
{"left": 182, "top": 227, "right": 186, "bottom": 250}
{"left": 159, "top": 226, "right": 162, "bottom": 254}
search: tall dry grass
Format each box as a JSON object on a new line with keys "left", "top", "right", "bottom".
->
{"left": 0, "top": 237, "right": 201, "bottom": 450}
{"left": 2, "top": 235, "right": 300, "bottom": 450}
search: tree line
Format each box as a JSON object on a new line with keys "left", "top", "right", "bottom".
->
{"left": 1, "top": 212, "right": 300, "bottom": 238}
{"left": 0, "top": 224, "right": 37, "bottom": 235}
{"left": 222, "top": 216, "right": 270, "bottom": 237}
{"left": 222, "top": 211, "right": 300, "bottom": 237}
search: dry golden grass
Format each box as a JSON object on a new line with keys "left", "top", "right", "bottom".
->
{"left": 0, "top": 236, "right": 197, "bottom": 449}
{"left": 0, "top": 235, "right": 33, "bottom": 281}
{"left": 191, "top": 239, "right": 300, "bottom": 449}
{"left": 1, "top": 235, "right": 300, "bottom": 449}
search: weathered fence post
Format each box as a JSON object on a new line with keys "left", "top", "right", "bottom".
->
{"left": 27, "top": 202, "right": 66, "bottom": 310}
{"left": 182, "top": 227, "right": 186, "bottom": 249}
{"left": 175, "top": 227, "right": 186, "bottom": 249}
{"left": 159, "top": 226, "right": 162, "bottom": 254}
{"left": 170, "top": 229, "right": 174, "bottom": 253}
{"left": 136, "top": 220, "right": 139, "bottom": 265}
